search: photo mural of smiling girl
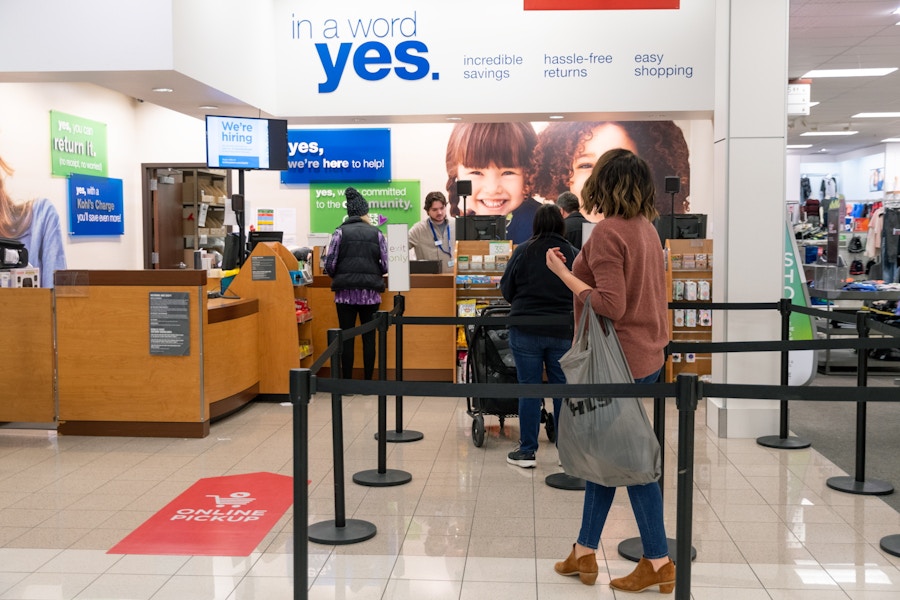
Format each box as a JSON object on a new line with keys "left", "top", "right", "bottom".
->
{"left": 443, "top": 122, "right": 539, "bottom": 244}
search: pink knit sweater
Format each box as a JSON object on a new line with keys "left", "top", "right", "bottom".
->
{"left": 572, "top": 215, "right": 668, "bottom": 379}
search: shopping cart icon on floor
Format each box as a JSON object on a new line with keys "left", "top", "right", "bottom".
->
{"left": 206, "top": 491, "right": 255, "bottom": 508}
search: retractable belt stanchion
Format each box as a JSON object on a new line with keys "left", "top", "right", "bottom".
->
{"left": 290, "top": 369, "right": 310, "bottom": 600}
{"left": 758, "top": 298, "right": 811, "bottom": 449}
{"left": 826, "top": 311, "right": 893, "bottom": 496}
{"left": 674, "top": 373, "right": 698, "bottom": 599}
{"left": 377, "top": 293, "right": 423, "bottom": 443}
{"left": 618, "top": 373, "right": 696, "bottom": 563}
{"left": 354, "top": 313, "right": 412, "bottom": 487}
{"left": 308, "top": 329, "right": 377, "bottom": 545}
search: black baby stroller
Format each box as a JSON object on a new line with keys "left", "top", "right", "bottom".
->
{"left": 464, "top": 303, "right": 555, "bottom": 447}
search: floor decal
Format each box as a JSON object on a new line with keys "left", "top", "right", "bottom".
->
{"left": 108, "top": 471, "right": 293, "bottom": 556}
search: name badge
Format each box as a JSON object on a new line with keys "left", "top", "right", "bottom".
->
{"left": 435, "top": 239, "right": 443, "bottom": 246}
{"left": 447, "top": 259, "right": 454, "bottom": 267}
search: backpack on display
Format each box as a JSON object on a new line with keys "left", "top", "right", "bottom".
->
{"left": 849, "top": 259, "right": 865, "bottom": 276}
{"left": 847, "top": 235, "right": 864, "bottom": 253}
{"left": 0, "top": 238, "right": 28, "bottom": 269}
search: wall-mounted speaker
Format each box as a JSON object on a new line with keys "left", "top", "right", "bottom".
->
{"left": 231, "top": 193, "right": 245, "bottom": 212}
{"left": 664, "top": 176, "right": 681, "bottom": 194}
{"left": 456, "top": 180, "right": 472, "bottom": 196}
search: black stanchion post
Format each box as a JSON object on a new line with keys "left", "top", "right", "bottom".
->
{"left": 379, "top": 293, "right": 423, "bottom": 443}
{"left": 826, "top": 312, "right": 893, "bottom": 496}
{"left": 618, "top": 373, "right": 696, "bottom": 563}
{"left": 354, "top": 313, "right": 412, "bottom": 487}
{"left": 308, "top": 329, "right": 377, "bottom": 545}
{"left": 757, "top": 298, "right": 810, "bottom": 449}
{"left": 289, "top": 369, "right": 310, "bottom": 600}
{"left": 674, "top": 373, "right": 699, "bottom": 599}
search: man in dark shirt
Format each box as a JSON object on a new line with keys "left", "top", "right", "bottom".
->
{"left": 556, "top": 191, "right": 589, "bottom": 250}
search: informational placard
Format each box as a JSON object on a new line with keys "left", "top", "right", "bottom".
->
{"left": 67, "top": 173, "right": 124, "bottom": 236}
{"left": 309, "top": 180, "right": 420, "bottom": 234}
{"left": 281, "top": 128, "right": 391, "bottom": 184}
{"left": 250, "top": 256, "right": 277, "bottom": 280}
{"left": 149, "top": 292, "right": 190, "bottom": 356}
{"left": 387, "top": 223, "right": 410, "bottom": 292}
{"left": 50, "top": 111, "right": 108, "bottom": 177}
{"left": 783, "top": 220, "right": 816, "bottom": 386}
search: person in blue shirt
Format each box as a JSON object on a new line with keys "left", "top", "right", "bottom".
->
{"left": 0, "top": 155, "right": 66, "bottom": 288}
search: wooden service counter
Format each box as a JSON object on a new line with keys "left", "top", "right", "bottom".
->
{"left": 0, "top": 288, "right": 54, "bottom": 423}
{"left": 308, "top": 274, "right": 457, "bottom": 381}
{"left": 54, "top": 270, "right": 259, "bottom": 437}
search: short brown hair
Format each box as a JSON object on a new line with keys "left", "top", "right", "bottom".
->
{"left": 581, "top": 149, "right": 658, "bottom": 221}
{"left": 424, "top": 191, "right": 447, "bottom": 211}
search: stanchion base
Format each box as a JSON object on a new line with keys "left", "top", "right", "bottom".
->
{"left": 545, "top": 472, "right": 585, "bottom": 490}
{"left": 375, "top": 430, "right": 424, "bottom": 443}
{"left": 826, "top": 475, "right": 894, "bottom": 496}
{"left": 308, "top": 519, "right": 377, "bottom": 545}
{"left": 353, "top": 469, "right": 412, "bottom": 487}
{"left": 618, "top": 537, "right": 696, "bottom": 564}
{"left": 756, "top": 435, "right": 811, "bottom": 450}
{"left": 880, "top": 534, "right": 900, "bottom": 557}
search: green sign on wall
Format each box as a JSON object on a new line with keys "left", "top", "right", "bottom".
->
{"left": 309, "top": 180, "right": 421, "bottom": 234}
{"left": 50, "top": 110, "right": 108, "bottom": 177}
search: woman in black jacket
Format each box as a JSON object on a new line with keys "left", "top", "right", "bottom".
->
{"left": 500, "top": 203, "right": 578, "bottom": 467}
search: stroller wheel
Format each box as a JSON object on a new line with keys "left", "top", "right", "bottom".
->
{"left": 472, "top": 414, "right": 485, "bottom": 447}
{"left": 544, "top": 412, "right": 556, "bottom": 443}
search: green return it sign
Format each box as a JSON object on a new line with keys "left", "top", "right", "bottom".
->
{"left": 50, "top": 110, "right": 108, "bottom": 177}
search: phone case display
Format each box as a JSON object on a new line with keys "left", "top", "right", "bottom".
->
{"left": 665, "top": 239, "right": 713, "bottom": 383}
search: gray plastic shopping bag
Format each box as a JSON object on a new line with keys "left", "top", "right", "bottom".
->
{"left": 557, "top": 295, "right": 661, "bottom": 487}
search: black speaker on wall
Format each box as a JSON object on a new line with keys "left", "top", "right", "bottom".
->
{"left": 664, "top": 176, "right": 681, "bottom": 194}
{"left": 456, "top": 179, "right": 472, "bottom": 196}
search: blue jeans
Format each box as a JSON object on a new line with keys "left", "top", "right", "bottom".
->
{"left": 508, "top": 328, "right": 571, "bottom": 455}
{"left": 577, "top": 368, "right": 669, "bottom": 559}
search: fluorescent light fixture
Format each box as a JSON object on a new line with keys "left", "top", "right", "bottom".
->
{"left": 883, "top": 138, "right": 900, "bottom": 142}
{"left": 852, "top": 112, "right": 900, "bottom": 118}
{"left": 151, "top": 87, "right": 174, "bottom": 93}
{"left": 787, "top": 144, "right": 813, "bottom": 149}
{"left": 800, "top": 131, "right": 858, "bottom": 136}
{"left": 802, "top": 68, "right": 897, "bottom": 78}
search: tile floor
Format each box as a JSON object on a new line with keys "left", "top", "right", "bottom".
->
{"left": 1, "top": 381, "right": 899, "bottom": 599}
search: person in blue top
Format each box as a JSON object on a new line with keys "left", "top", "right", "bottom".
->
{"left": 0, "top": 155, "right": 66, "bottom": 288}
{"left": 324, "top": 187, "right": 388, "bottom": 380}
{"left": 500, "top": 203, "right": 577, "bottom": 467}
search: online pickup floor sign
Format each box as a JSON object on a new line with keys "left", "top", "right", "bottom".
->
{"left": 109, "top": 472, "right": 293, "bottom": 556}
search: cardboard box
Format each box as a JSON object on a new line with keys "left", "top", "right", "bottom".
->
{"left": 10, "top": 267, "right": 40, "bottom": 288}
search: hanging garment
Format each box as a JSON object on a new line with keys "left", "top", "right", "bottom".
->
{"left": 801, "top": 176, "right": 812, "bottom": 202}
{"left": 866, "top": 207, "right": 884, "bottom": 258}
{"left": 881, "top": 208, "right": 900, "bottom": 284}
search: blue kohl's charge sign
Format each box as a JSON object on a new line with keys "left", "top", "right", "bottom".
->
{"left": 280, "top": 128, "right": 391, "bottom": 184}
{"left": 67, "top": 173, "right": 124, "bottom": 236}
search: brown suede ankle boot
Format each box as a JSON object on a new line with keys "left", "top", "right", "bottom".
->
{"left": 609, "top": 557, "right": 675, "bottom": 594}
{"left": 553, "top": 543, "right": 599, "bottom": 585}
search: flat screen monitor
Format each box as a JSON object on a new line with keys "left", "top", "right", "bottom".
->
{"left": 248, "top": 230, "right": 284, "bottom": 254}
{"left": 205, "top": 116, "right": 289, "bottom": 170}
{"left": 656, "top": 214, "right": 707, "bottom": 244}
{"left": 456, "top": 215, "right": 507, "bottom": 241}
{"left": 222, "top": 232, "right": 241, "bottom": 270}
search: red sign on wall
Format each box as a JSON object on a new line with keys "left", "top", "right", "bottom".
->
{"left": 108, "top": 472, "right": 293, "bottom": 556}
{"left": 525, "top": 0, "right": 679, "bottom": 9}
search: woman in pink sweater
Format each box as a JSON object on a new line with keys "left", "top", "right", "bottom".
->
{"left": 546, "top": 148, "right": 674, "bottom": 594}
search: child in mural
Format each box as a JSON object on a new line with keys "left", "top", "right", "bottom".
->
{"left": 0, "top": 154, "right": 66, "bottom": 287}
{"left": 443, "top": 122, "right": 540, "bottom": 244}
{"left": 529, "top": 121, "right": 691, "bottom": 222}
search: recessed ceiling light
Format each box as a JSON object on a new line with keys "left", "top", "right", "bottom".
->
{"left": 446, "top": 117, "right": 462, "bottom": 121}
{"left": 801, "top": 68, "right": 897, "bottom": 78}
{"left": 800, "top": 131, "right": 858, "bottom": 136}
{"left": 808, "top": 101, "right": 819, "bottom": 107}
{"left": 352, "top": 118, "right": 366, "bottom": 123}
{"left": 883, "top": 138, "right": 900, "bottom": 142}
{"left": 549, "top": 115, "right": 565, "bottom": 120}
{"left": 852, "top": 112, "right": 900, "bottom": 118}
{"left": 199, "top": 105, "right": 218, "bottom": 110}
{"left": 152, "top": 87, "right": 174, "bottom": 93}
{"left": 787, "top": 144, "right": 813, "bottom": 149}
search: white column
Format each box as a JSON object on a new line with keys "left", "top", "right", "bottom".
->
{"left": 708, "top": 0, "right": 789, "bottom": 437}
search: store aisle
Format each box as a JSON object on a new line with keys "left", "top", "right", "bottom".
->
{"left": 0, "top": 387, "right": 899, "bottom": 599}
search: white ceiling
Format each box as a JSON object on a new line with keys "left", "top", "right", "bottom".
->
{"left": 5, "top": 1, "right": 900, "bottom": 157}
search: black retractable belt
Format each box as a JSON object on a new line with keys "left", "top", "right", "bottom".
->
{"left": 0, "top": 238, "right": 28, "bottom": 269}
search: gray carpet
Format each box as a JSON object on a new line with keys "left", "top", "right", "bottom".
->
{"left": 787, "top": 367, "right": 900, "bottom": 513}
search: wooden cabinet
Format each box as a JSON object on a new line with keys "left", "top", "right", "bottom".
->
{"left": 665, "top": 238, "right": 713, "bottom": 382}
{"left": 228, "top": 241, "right": 311, "bottom": 395}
